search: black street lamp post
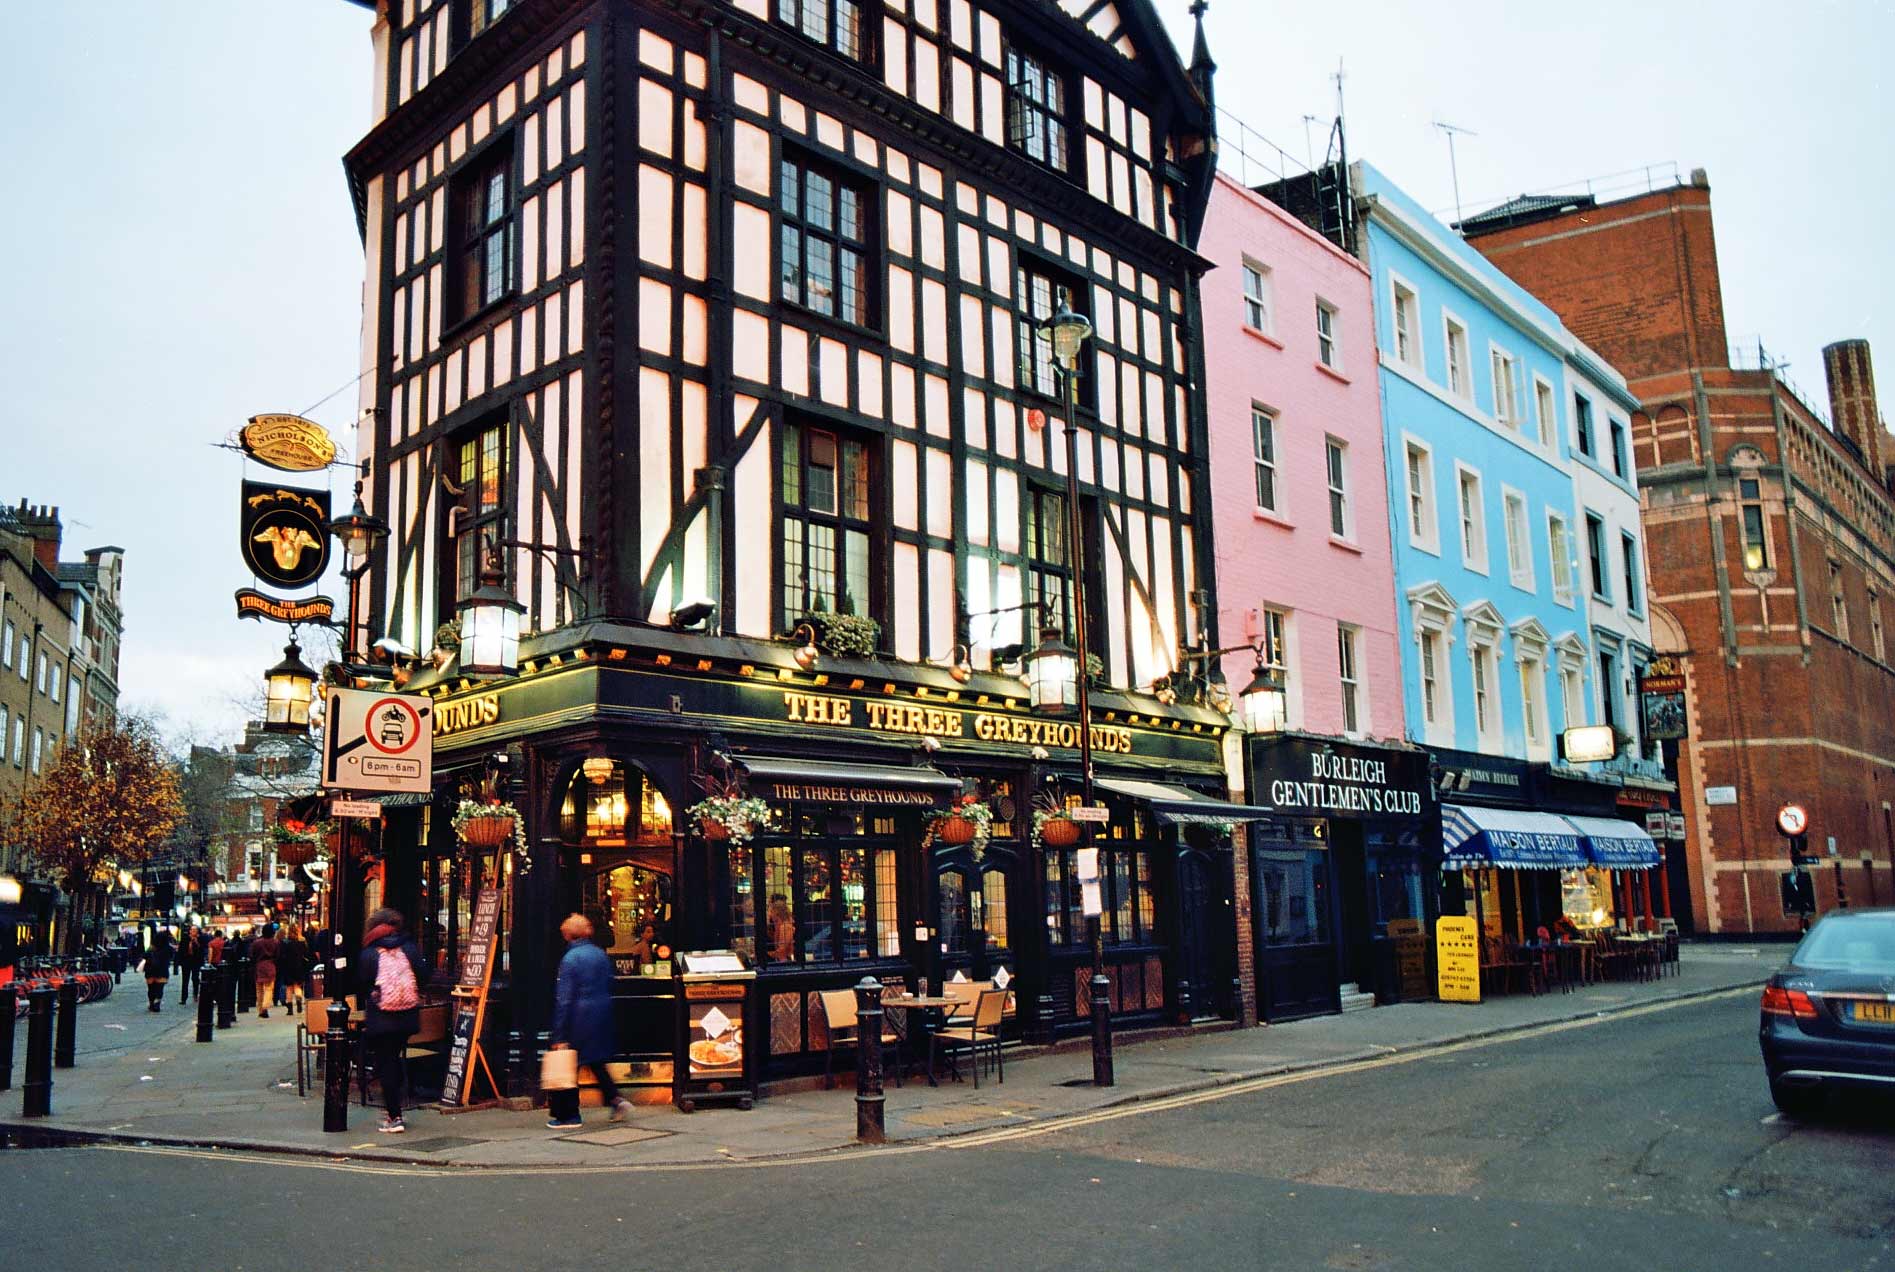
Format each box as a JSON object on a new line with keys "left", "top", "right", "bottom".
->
{"left": 1037, "top": 303, "right": 1113, "bottom": 1087}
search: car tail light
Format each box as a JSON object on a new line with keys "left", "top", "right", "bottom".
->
{"left": 1761, "top": 985, "right": 1818, "bottom": 1020}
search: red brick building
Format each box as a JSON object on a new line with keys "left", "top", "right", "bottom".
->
{"left": 1462, "top": 172, "right": 1895, "bottom": 934}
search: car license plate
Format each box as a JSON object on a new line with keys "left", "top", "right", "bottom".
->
{"left": 1851, "top": 1000, "right": 1895, "bottom": 1025}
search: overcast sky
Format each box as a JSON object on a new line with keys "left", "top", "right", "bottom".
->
{"left": 2, "top": 2, "right": 1886, "bottom": 750}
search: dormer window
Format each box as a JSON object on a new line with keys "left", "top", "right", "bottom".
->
{"left": 776, "top": 0, "right": 869, "bottom": 63}
{"left": 1005, "top": 45, "right": 1071, "bottom": 175}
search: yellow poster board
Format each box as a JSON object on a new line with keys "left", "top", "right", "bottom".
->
{"left": 1435, "top": 915, "right": 1482, "bottom": 1003}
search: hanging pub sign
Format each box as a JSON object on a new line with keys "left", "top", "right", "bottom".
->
{"left": 240, "top": 482, "right": 332, "bottom": 589}
{"left": 234, "top": 588, "right": 336, "bottom": 625}
{"left": 1639, "top": 656, "right": 1688, "bottom": 741}
{"left": 241, "top": 413, "right": 338, "bottom": 473}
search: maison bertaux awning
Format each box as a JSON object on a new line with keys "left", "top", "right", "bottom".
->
{"left": 1564, "top": 815, "right": 1664, "bottom": 869}
{"left": 1095, "top": 777, "right": 1273, "bottom": 828}
{"left": 735, "top": 757, "right": 961, "bottom": 810}
{"left": 1442, "top": 804, "right": 1590, "bottom": 870}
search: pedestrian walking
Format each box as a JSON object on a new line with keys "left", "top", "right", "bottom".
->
{"left": 359, "top": 908, "right": 425, "bottom": 1135}
{"left": 206, "top": 929, "right": 226, "bottom": 966}
{"left": 546, "top": 913, "right": 632, "bottom": 1128}
{"left": 278, "top": 923, "right": 310, "bottom": 1015}
{"left": 141, "top": 930, "right": 174, "bottom": 1012}
{"left": 251, "top": 924, "right": 281, "bottom": 1019}
{"left": 177, "top": 928, "right": 203, "bottom": 1005}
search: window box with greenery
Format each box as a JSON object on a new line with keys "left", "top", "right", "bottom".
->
{"left": 798, "top": 610, "right": 881, "bottom": 660}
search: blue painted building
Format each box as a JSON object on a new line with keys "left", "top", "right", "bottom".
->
{"left": 1355, "top": 162, "right": 1593, "bottom": 764}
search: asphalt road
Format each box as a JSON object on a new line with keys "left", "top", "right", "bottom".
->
{"left": 4, "top": 993, "right": 1891, "bottom": 1271}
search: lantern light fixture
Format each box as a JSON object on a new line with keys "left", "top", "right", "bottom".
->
{"left": 459, "top": 542, "right": 525, "bottom": 678}
{"left": 1023, "top": 626, "right": 1079, "bottom": 714}
{"left": 262, "top": 639, "right": 318, "bottom": 735}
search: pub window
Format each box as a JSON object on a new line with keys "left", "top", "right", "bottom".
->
{"left": 1004, "top": 43, "right": 1071, "bottom": 174}
{"left": 939, "top": 870, "right": 972, "bottom": 957}
{"left": 1045, "top": 846, "right": 1155, "bottom": 947}
{"left": 463, "top": 0, "right": 514, "bottom": 42}
{"left": 775, "top": 0, "right": 869, "bottom": 64}
{"left": 1027, "top": 486, "right": 1073, "bottom": 641}
{"left": 779, "top": 151, "right": 875, "bottom": 328}
{"left": 443, "top": 421, "right": 509, "bottom": 620}
{"left": 1016, "top": 259, "right": 1091, "bottom": 402}
{"left": 451, "top": 141, "right": 515, "bottom": 323}
{"left": 979, "top": 870, "right": 1009, "bottom": 954}
{"left": 738, "top": 812, "right": 898, "bottom": 967}
{"left": 780, "top": 420, "right": 878, "bottom": 630}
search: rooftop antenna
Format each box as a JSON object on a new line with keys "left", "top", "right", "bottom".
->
{"left": 1301, "top": 115, "right": 1319, "bottom": 171}
{"left": 1433, "top": 118, "right": 1477, "bottom": 230}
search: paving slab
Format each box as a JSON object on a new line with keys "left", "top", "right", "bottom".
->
{"left": 0, "top": 944, "right": 1775, "bottom": 1168}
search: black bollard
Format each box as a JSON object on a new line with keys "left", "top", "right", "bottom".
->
{"left": 0, "top": 984, "right": 14, "bottom": 1091}
{"left": 217, "top": 961, "right": 237, "bottom": 1029}
{"left": 1090, "top": 971, "right": 1115, "bottom": 1087}
{"left": 22, "top": 986, "right": 54, "bottom": 1118}
{"left": 195, "top": 967, "right": 216, "bottom": 1043}
{"left": 322, "top": 999, "right": 351, "bottom": 1133}
{"left": 235, "top": 956, "right": 255, "bottom": 1013}
{"left": 54, "top": 979, "right": 78, "bottom": 1070}
{"left": 854, "top": 976, "right": 886, "bottom": 1144}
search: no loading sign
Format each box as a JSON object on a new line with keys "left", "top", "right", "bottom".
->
{"left": 324, "top": 688, "right": 433, "bottom": 794}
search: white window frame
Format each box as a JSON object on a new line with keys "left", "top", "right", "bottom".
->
{"left": 1532, "top": 374, "right": 1558, "bottom": 451}
{"left": 1337, "top": 623, "right": 1365, "bottom": 737}
{"left": 1443, "top": 311, "right": 1472, "bottom": 400}
{"left": 1519, "top": 654, "right": 1549, "bottom": 760}
{"left": 1548, "top": 512, "right": 1575, "bottom": 607}
{"left": 1609, "top": 418, "right": 1629, "bottom": 478}
{"left": 1621, "top": 533, "right": 1642, "bottom": 615}
{"left": 9, "top": 717, "right": 21, "bottom": 766}
{"left": 1388, "top": 272, "right": 1422, "bottom": 369}
{"left": 1560, "top": 663, "right": 1586, "bottom": 731}
{"left": 1489, "top": 343, "right": 1520, "bottom": 431}
{"left": 1, "top": 620, "right": 12, "bottom": 668}
{"left": 1871, "top": 591, "right": 1887, "bottom": 663}
{"left": 1315, "top": 298, "right": 1340, "bottom": 370}
{"left": 1251, "top": 404, "right": 1279, "bottom": 514}
{"left": 49, "top": 666, "right": 60, "bottom": 704}
{"left": 1573, "top": 391, "right": 1596, "bottom": 458}
{"left": 1585, "top": 512, "right": 1611, "bottom": 602}
{"left": 1469, "top": 639, "right": 1501, "bottom": 751}
{"left": 1502, "top": 487, "right": 1534, "bottom": 592}
{"left": 1409, "top": 586, "right": 1458, "bottom": 748}
{"left": 1241, "top": 259, "right": 1273, "bottom": 336}
{"left": 1403, "top": 434, "right": 1439, "bottom": 554}
{"left": 30, "top": 727, "right": 43, "bottom": 775}
{"left": 1455, "top": 463, "right": 1488, "bottom": 573}
{"left": 1258, "top": 606, "right": 1294, "bottom": 731}
{"left": 1420, "top": 629, "right": 1446, "bottom": 737}
{"left": 1325, "top": 436, "right": 1351, "bottom": 539}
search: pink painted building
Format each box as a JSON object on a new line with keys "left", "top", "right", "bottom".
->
{"left": 1200, "top": 172, "right": 1428, "bottom": 1022}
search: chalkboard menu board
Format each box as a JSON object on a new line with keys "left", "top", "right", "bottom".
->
{"left": 441, "top": 888, "right": 501, "bottom": 1107}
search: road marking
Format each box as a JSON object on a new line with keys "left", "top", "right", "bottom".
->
{"left": 81, "top": 986, "right": 1760, "bottom": 1178}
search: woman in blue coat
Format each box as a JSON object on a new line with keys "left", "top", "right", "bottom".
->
{"left": 547, "top": 913, "right": 630, "bottom": 1128}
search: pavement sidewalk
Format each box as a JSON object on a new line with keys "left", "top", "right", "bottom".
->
{"left": 0, "top": 945, "right": 1777, "bottom": 1169}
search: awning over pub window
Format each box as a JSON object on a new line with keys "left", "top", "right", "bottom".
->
{"left": 1566, "top": 815, "right": 1663, "bottom": 869}
{"left": 1442, "top": 804, "right": 1589, "bottom": 870}
{"left": 735, "top": 757, "right": 961, "bottom": 810}
{"left": 1094, "top": 777, "right": 1273, "bottom": 827}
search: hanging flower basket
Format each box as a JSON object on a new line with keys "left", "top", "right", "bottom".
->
{"left": 687, "top": 794, "right": 773, "bottom": 845}
{"left": 458, "top": 812, "right": 516, "bottom": 848}
{"left": 452, "top": 799, "right": 527, "bottom": 854}
{"left": 928, "top": 797, "right": 994, "bottom": 851}
{"left": 270, "top": 819, "right": 333, "bottom": 868}
{"left": 1035, "top": 812, "right": 1081, "bottom": 848}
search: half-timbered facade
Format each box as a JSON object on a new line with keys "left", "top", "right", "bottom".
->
{"left": 334, "top": 0, "right": 1225, "bottom": 1095}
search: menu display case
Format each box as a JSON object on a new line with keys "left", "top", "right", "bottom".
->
{"left": 673, "top": 950, "right": 757, "bottom": 1112}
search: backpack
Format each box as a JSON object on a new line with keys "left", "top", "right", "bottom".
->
{"left": 372, "top": 945, "right": 419, "bottom": 1012}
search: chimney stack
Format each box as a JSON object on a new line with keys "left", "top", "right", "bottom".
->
{"left": 1824, "top": 340, "right": 1886, "bottom": 482}
{"left": 13, "top": 500, "right": 64, "bottom": 571}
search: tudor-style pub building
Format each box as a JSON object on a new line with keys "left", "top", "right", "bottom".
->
{"left": 332, "top": 0, "right": 1227, "bottom": 1098}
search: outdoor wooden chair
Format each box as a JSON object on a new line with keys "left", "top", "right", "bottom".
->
{"left": 817, "top": 988, "right": 903, "bottom": 1091}
{"left": 403, "top": 1001, "right": 454, "bottom": 1099}
{"left": 1480, "top": 937, "right": 1528, "bottom": 996}
{"left": 929, "top": 989, "right": 1009, "bottom": 1088}
{"left": 940, "top": 978, "right": 991, "bottom": 1024}
{"left": 294, "top": 997, "right": 332, "bottom": 1097}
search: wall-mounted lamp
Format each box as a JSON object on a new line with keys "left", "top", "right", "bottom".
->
{"left": 791, "top": 623, "right": 820, "bottom": 672}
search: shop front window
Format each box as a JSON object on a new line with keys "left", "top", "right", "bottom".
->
{"left": 1560, "top": 868, "right": 1613, "bottom": 928}
{"left": 579, "top": 862, "right": 673, "bottom": 964}
{"left": 799, "top": 848, "right": 834, "bottom": 960}
{"left": 1255, "top": 848, "right": 1330, "bottom": 946}
{"left": 726, "top": 846, "right": 757, "bottom": 962}
{"left": 764, "top": 846, "right": 794, "bottom": 963}
{"left": 875, "top": 847, "right": 900, "bottom": 956}
{"left": 1365, "top": 831, "right": 1426, "bottom": 935}
{"left": 1043, "top": 847, "right": 1155, "bottom": 947}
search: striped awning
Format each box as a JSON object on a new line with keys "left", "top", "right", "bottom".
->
{"left": 1567, "top": 815, "right": 1663, "bottom": 869}
{"left": 1442, "top": 804, "right": 1589, "bottom": 870}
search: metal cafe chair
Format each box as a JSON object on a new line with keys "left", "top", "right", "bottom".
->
{"left": 929, "top": 989, "right": 1009, "bottom": 1089}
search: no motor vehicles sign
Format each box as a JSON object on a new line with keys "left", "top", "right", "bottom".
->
{"left": 324, "top": 688, "right": 434, "bottom": 794}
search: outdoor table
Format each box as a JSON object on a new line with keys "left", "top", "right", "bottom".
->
{"left": 881, "top": 994, "right": 963, "bottom": 1086}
